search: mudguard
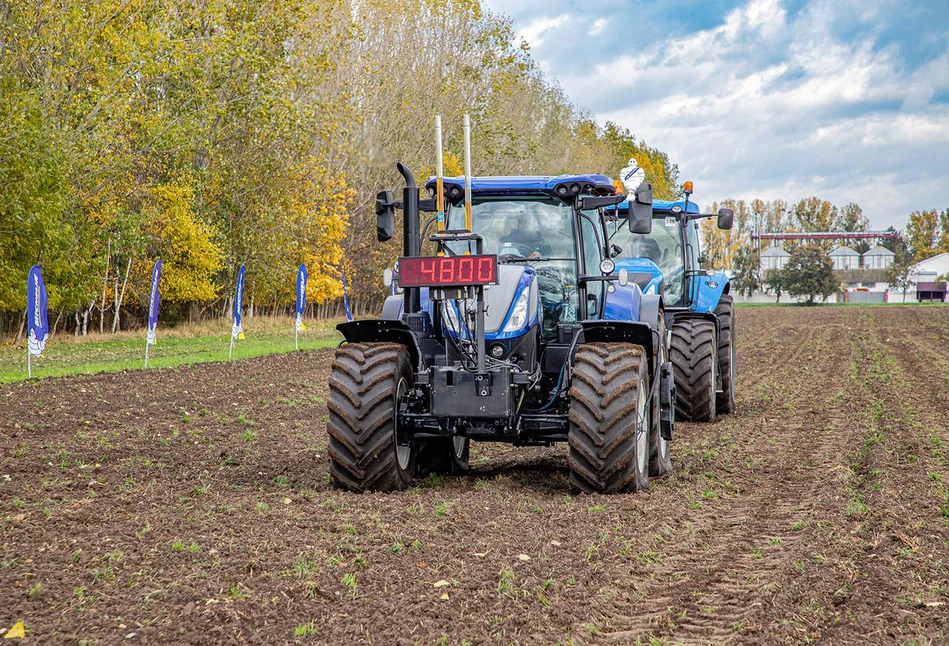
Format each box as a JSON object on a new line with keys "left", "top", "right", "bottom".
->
{"left": 382, "top": 287, "right": 432, "bottom": 321}
{"left": 691, "top": 270, "right": 729, "bottom": 314}
{"left": 337, "top": 319, "right": 423, "bottom": 369}
{"left": 638, "top": 293, "right": 662, "bottom": 330}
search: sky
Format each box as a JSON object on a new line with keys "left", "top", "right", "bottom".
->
{"left": 480, "top": 0, "right": 949, "bottom": 229}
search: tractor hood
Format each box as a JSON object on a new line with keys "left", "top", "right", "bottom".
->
{"left": 443, "top": 265, "right": 539, "bottom": 341}
{"left": 613, "top": 258, "right": 664, "bottom": 296}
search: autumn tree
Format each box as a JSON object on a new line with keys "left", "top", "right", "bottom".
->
{"left": 906, "top": 209, "right": 941, "bottom": 262}
{"left": 782, "top": 245, "right": 839, "bottom": 305}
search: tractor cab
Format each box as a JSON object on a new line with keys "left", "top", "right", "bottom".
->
{"left": 433, "top": 175, "right": 618, "bottom": 340}
{"left": 609, "top": 182, "right": 738, "bottom": 423}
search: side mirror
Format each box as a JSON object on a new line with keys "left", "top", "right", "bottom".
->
{"left": 375, "top": 190, "right": 396, "bottom": 242}
{"left": 717, "top": 207, "right": 734, "bottom": 230}
{"left": 628, "top": 183, "right": 653, "bottom": 234}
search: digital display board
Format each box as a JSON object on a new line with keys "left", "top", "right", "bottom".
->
{"left": 398, "top": 255, "right": 498, "bottom": 288}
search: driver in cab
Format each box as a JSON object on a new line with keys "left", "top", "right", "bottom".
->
{"left": 498, "top": 206, "right": 552, "bottom": 260}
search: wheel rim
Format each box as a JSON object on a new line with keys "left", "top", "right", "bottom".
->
{"left": 452, "top": 436, "right": 466, "bottom": 460}
{"left": 394, "top": 377, "right": 412, "bottom": 471}
{"left": 636, "top": 378, "right": 648, "bottom": 475}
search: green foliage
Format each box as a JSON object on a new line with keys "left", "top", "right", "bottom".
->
{"left": 781, "top": 245, "right": 839, "bottom": 305}
{"left": 731, "top": 246, "right": 761, "bottom": 297}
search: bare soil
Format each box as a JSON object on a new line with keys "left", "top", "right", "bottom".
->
{"left": 2, "top": 306, "right": 948, "bottom": 645}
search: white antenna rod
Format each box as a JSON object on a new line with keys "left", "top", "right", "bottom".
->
{"left": 463, "top": 114, "right": 472, "bottom": 232}
{"left": 435, "top": 115, "right": 445, "bottom": 231}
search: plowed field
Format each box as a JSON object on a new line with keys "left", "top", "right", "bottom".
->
{"left": 2, "top": 306, "right": 948, "bottom": 644}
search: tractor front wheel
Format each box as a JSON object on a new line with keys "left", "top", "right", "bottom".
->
{"left": 670, "top": 319, "right": 718, "bottom": 423}
{"left": 327, "top": 343, "right": 415, "bottom": 492}
{"left": 714, "top": 294, "right": 736, "bottom": 415}
{"left": 568, "top": 343, "right": 650, "bottom": 494}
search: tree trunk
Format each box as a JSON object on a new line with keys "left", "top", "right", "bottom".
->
{"left": 112, "top": 257, "right": 132, "bottom": 333}
{"left": 101, "top": 240, "right": 111, "bottom": 334}
{"left": 14, "top": 309, "right": 26, "bottom": 346}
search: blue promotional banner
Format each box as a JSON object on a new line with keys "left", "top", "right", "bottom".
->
{"left": 232, "top": 264, "right": 246, "bottom": 340}
{"left": 146, "top": 260, "right": 162, "bottom": 346}
{"left": 295, "top": 263, "right": 308, "bottom": 333}
{"left": 341, "top": 270, "right": 353, "bottom": 322}
{"left": 27, "top": 265, "right": 49, "bottom": 358}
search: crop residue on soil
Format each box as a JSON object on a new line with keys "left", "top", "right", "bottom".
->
{"left": 1, "top": 307, "right": 948, "bottom": 644}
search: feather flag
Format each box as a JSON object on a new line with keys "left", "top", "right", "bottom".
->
{"left": 341, "top": 269, "right": 353, "bottom": 322}
{"left": 27, "top": 265, "right": 49, "bottom": 357}
{"left": 146, "top": 260, "right": 162, "bottom": 346}
{"left": 232, "top": 264, "right": 246, "bottom": 341}
{"left": 295, "top": 263, "right": 308, "bottom": 333}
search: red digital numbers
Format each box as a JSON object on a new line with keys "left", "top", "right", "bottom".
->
{"left": 398, "top": 255, "right": 497, "bottom": 287}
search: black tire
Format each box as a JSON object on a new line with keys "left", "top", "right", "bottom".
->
{"left": 649, "top": 318, "right": 672, "bottom": 477}
{"left": 568, "top": 343, "right": 650, "bottom": 494}
{"left": 327, "top": 343, "right": 415, "bottom": 492}
{"left": 416, "top": 436, "right": 470, "bottom": 477}
{"left": 715, "top": 294, "right": 736, "bottom": 415}
{"left": 670, "top": 319, "right": 717, "bottom": 423}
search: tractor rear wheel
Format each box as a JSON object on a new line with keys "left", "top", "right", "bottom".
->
{"left": 568, "top": 343, "right": 650, "bottom": 494}
{"left": 670, "top": 319, "right": 717, "bottom": 423}
{"left": 416, "top": 436, "right": 470, "bottom": 477}
{"left": 327, "top": 343, "right": 415, "bottom": 492}
{"left": 715, "top": 294, "right": 736, "bottom": 415}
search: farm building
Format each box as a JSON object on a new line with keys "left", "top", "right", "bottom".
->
{"left": 829, "top": 246, "right": 860, "bottom": 270}
{"left": 912, "top": 252, "right": 949, "bottom": 279}
{"left": 862, "top": 245, "right": 895, "bottom": 270}
{"left": 761, "top": 245, "right": 790, "bottom": 271}
{"left": 917, "top": 281, "right": 948, "bottom": 302}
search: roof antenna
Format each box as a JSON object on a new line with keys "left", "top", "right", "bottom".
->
{"left": 463, "top": 114, "right": 472, "bottom": 232}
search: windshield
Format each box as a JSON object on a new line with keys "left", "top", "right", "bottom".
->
{"left": 447, "top": 197, "right": 575, "bottom": 259}
{"left": 614, "top": 214, "right": 684, "bottom": 304}
{"left": 447, "top": 197, "right": 578, "bottom": 336}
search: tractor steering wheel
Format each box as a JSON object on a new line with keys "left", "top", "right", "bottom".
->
{"left": 498, "top": 242, "right": 537, "bottom": 260}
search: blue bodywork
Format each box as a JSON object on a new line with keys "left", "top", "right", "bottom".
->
{"left": 690, "top": 270, "right": 729, "bottom": 314}
{"left": 610, "top": 199, "right": 729, "bottom": 314}
{"left": 425, "top": 175, "right": 617, "bottom": 196}
{"left": 604, "top": 281, "right": 644, "bottom": 321}
{"left": 612, "top": 258, "right": 664, "bottom": 296}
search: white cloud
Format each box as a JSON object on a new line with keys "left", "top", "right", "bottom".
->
{"left": 588, "top": 18, "right": 608, "bottom": 36}
{"left": 517, "top": 14, "right": 570, "bottom": 48}
{"left": 545, "top": 0, "right": 949, "bottom": 228}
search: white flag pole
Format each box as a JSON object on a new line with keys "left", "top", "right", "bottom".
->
{"left": 27, "top": 351, "right": 32, "bottom": 379}
{"left": 145, "top": 339, "right": 150, "bottom": 369}
{"left": 229, "top": 334, "right": 234, "bottom": 360}
{"left": 295, "top": 322, "right": 299, "bottom": 351}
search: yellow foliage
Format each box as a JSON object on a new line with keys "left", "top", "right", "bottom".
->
{"left": 140, "top": 185, "right": 222, "bottom": 303}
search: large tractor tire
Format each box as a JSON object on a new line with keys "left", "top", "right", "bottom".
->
{"left": 670, "top": 319, "right": 717, "bottom": 423}
{"left": 416, "top": 436, "right": 470, "bottom": 477}
{"left": 714, "top": 294, "right": 736, "bottom": 415}
{"left": 327, "top": 343, "right": 415, "bottom": 492}
{"left": 568, "top": 343, "right": 650, "bottom": 494}
{"left": 649, "top": 318, "right": 672, "bottom": 477}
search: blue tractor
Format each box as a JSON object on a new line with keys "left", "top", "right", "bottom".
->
{"left": 327, "top": 165, "right": 677, "bottom": 493}
{"left": 610, "top": 183, "right": 736, "bottom": 423}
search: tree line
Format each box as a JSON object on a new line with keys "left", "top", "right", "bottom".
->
{"left": 0, "top": 0, "right": 680, "bottom": 339}
{"left": 699, "top": 197, "right": 948, "bottom": 301}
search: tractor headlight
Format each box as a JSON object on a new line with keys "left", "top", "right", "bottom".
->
{"left": 502, "top": 289, "right": 530, "bottom": 333}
